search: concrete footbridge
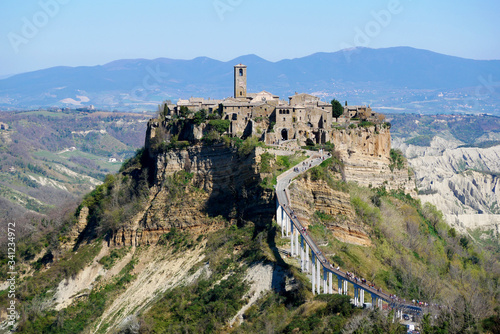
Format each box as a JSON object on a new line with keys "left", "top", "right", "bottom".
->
{"left": 275, "top": 152, "right": 422, "bottom": 317}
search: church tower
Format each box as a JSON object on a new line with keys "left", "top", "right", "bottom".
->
{"left": 234, "top": 64, "right": 247, "bottom": 99}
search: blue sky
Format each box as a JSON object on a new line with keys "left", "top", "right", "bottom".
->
{"left": 0, "top": 0, "right": 499, "bottom": 76}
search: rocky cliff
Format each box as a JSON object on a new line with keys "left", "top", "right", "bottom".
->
{"left": 330, "top": 126, "right": 415, "bottom": 194}
{"left": 289, "top": 176, "right": 371, "bottom": 247}
{"left": 393, "top": 136, "right": 500, "bottom": 236}
{"left": 107, "top": 120, "right": 276, "bottom": 247}
{"left": 84, "top": 119, "right": 414, "bottom": 248}
{"left": 108, "top": 120, "right": 414, "bottom": 247}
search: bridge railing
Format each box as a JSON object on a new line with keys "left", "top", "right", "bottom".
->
{"left": 275, "top": 156, "right": 423, "bottom": 313}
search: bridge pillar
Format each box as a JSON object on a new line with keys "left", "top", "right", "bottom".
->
{"left": 295, "top": 228, "right": 299, "bottom": 256}
{"left": 323, "top": 268, "right": 327, "bottom": 293}
{"left": 360, "top": 289, "right": 365, "bottom": 306}
{"left": 338, "top": 277, "right": 343, "bottom": 295}
{"left": 280, "top": 209, "right": 284, "bottom": 237}
{"left": 290, "top": 224, "right": 294, "bottom": 257}
{"left": 316, "top": 258, "right": 321, "bottom": 294}
{"left": 286, "top": 215, "right": 290, "bottom": 237}
{"left": 300, "top": 235, "right": 304, "bottom": 271}
{"left": 311, "top": 253, "right": 316, "bottom": 294}
{"left": 378, "top": 298, "right": 383, "bottom": 309}
{"left": 328, "top": 271, "right": 333, "bottom": 294}
{"left": 354, "top": 286, "right": 359, "bottom": 306}
{"left": 305, "top": 243, "right": 310, "bottom": 273}
{"left": 372, "top": 294, "right": 377, "bottom": 309}
{"left": 276, "top": 204, "right": 280, "bottom": 228}
{"left": 343, "top": 280, "right": 348, "bottom": 295}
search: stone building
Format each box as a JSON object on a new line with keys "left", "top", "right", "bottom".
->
{"left": 165, "top": 64, "right": 384, "bottom": 146}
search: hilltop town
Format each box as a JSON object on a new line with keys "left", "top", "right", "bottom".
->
{"left": 161, "top": 64, "right": 386, "bottom": 147}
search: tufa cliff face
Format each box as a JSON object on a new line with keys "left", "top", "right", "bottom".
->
{"left": 91, "top": 120, "right": 412, "bottom": 248}
{"left": 330, "top": 126, "right": 415, "bottom": 194}
{"left": 110, "top": 122, "right": 274, "bottom": 247}
{"left": 289, "top": 174, "right": 372, "bottom": 247}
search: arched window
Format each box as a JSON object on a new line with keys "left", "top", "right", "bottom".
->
{"left": 239, "top": 69, "right": 243, "bottom": 76}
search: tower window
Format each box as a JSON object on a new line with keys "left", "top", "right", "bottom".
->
{"left": 240, "top": 91, "right": 242, "bottom": 96}
{"left": 239, "top": 69, "right": 243, "bottom": 76}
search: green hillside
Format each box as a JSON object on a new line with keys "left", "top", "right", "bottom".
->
{"left": 0, "top": 109, "right": 152, "bottom": 232}
{"left": 1, "top": 147, "right": 498, "bottom": 333}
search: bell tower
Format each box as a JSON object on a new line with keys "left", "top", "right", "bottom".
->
{"left": 234, "top": 64, "right": 247, "bottom": 99}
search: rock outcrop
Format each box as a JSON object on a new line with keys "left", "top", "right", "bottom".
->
{"left": 289, "top": 176, "right": 371, "bottom": 247}
{"left": 79, "top": 119, "right": 414, "bottom": 248}
{"left": 61, "top": 206, "right": 89, "bottom": 251}
{"left": 394, "top": 136, "right": 500, "bottom": 234}
{"left": 109, "top": 140, "right": 274, "bottom": 246}
{"left": 331, "top": 126, "right": 415, "bottom": 194}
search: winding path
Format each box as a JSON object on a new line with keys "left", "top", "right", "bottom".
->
{"left": 275, "top": 151, "right": 422, "bottom": 315}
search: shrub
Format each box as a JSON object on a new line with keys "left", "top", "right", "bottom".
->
{"left": 351, "top": 196, "right": 381, "bottom": 227}
{"left": 238, "top": 136, "right": 259, "bottom": 156}
{"left": 208, "top": 119, "right": 230, "bottom": 134}
{"left": 202, "top": 130, "right": 221, "bottom": 145}
{"left": 260, "top": 152, "right": 274, "bottom": 173}
{"left": 179, "top": 106, "right": 190, "bottom": 118}
{"left": 358, "top": 121, "right": 375, "bottom": 128}
{"left": 315, "top": 210, "right": 333, "bottom": 222}
{"left": 389, "top": 148, "right": 405, "bottom": 171}
{"left": 193, "top": 110, "right": 207, "bottom": 125}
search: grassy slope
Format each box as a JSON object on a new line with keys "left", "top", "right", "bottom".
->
{"left": 3, "top": 147, "right": 499, "bottom": 333}
{"left": 135, "top": 153, "right": 500, "bottom": 333}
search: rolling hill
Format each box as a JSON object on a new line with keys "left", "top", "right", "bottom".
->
{"left": 1, "top": 47, "right": 499, "bottom": 114}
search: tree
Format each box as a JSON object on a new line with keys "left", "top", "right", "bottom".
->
{"left": 157, "top": 102, "right": 169, "bottom": 119}
{"left": 208, "top": 119, "right": 230, "bottom": 134}
{"left": 193, "top": 109, "right": 207, "bottom": 125}
{"left": 163, "top": 103, "right": 169, "bottom": 118}
{"left": 179, "top": 106, "right": 190, "bottom": 118}
{"left": 331, "top": 99, "right": 344, "bottom": 122}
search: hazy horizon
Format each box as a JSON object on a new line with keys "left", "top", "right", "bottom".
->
{"left": 2, "top": 46, "right": 500, "bottom": 79}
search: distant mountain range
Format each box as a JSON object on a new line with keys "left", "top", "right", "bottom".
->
{"left": 1, "top": 47, "right": 499, "bottom": 113}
